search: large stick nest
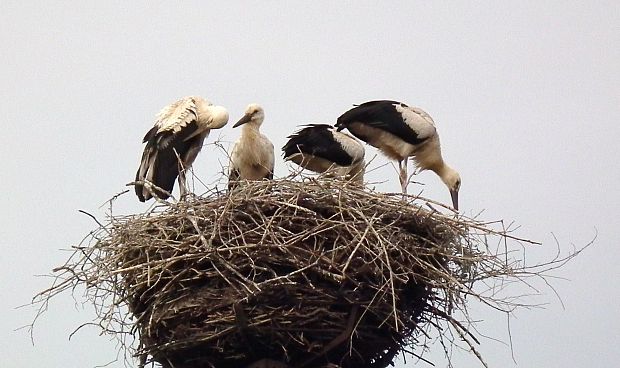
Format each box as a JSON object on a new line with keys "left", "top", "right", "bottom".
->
{"left": 37, "top": 177, "right": 560, "bottom": 368}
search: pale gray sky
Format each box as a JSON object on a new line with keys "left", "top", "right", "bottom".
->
{"left": 1, "top": 1, "right": 618, "bottom": 367}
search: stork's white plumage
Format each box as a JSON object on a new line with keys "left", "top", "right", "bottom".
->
{"left": 282, "top": 124, "right": 365, "bottom": 184}
{"left": 135, "top": 96, "right": 229, "bottom": 201}
{"left": 336, "top": 100, "right": 461, "bottom": 210}
{"left": 228, "top": 104, "right": 275, "bottom": 189}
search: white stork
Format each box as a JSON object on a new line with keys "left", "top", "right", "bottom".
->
{"left": 135, "top": 96, "right": 229, "bottom": 201}
{"left": 282, "top": 124, "right": 365, "bottom": 184}
{"left": 335, "top": 100, "right": 461, "bottom": 210}
{"left": 228, "top": 104, "right": 275, "bottom": 189}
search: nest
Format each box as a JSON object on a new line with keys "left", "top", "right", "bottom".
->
{"left": 36, "top": 177, "right": 564, "bottom": 368}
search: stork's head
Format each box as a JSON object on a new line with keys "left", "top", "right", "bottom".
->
{"left": 205, "top": 105, "right": 229, "bottom": 129}
{"left": 234, "top": 103, "right": 265, "bottom": 128}
{"left": 437, "top": 165, "right": 461, "bottom": 211}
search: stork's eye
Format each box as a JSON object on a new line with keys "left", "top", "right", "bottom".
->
{"left": 455, "top": 180, "right": 461, "bottom": 190}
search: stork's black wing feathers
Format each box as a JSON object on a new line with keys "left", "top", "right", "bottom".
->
{"left": 335, "top": 100, "right": 426, "bottom": 145}
{"left": 282, "top": 124, "right": 354, "bottom": 166}
{"left": 142, "top": 125, "right": 159, "bottom": 143}
{"left": 134, "top": 145, "right": 178, "bottom": 201}
{"left": 135, "top": 121, "right": 202, "bottom": 201}
{"left": 353, "top": 100, "right": 407, "bottom": 108}
{"left": 135, "top": 150, "right": 151, "bottom": 201}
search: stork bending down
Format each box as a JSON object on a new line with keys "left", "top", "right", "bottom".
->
{"left": 135, "top": 96, "right": 229, "bottom": 201}
{"left": 336, "top": 100, "right": 461, "bottom": 210}
{"left": 282, "top": 124, "right": 365, "bottom": 184}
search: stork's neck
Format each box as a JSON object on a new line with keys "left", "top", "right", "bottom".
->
{"left": 241, "top": 122, "right": 262, "bottom": 136}
{"left": 432, "top": 162, "right": 455, "bottom": 186}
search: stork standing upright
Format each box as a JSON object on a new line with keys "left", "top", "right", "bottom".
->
{"left": 282, "top": 124, "right": 365, "bottom": 184}
{"left": 135, "top": 96, "right": 229, "bottom": 202}
{"left": 228, "top": 104, "right": 275, "bottom": 189}
{"left": 335, "top": 100, "right": 461, "bottom": 210}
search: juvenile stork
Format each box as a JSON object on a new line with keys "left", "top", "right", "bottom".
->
{"left": 282, "top": 124, "right": 365, "bottom": 184}
{"left": 135, "top": 96, "right": 229, "bottom": 201}
{"left": 228, "top": 104, "right": 275, "bottom": 189}
{"left": 336, "top": 100, "right": 461, "bottom": 210}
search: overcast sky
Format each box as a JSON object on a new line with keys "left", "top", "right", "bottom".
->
{"left": 1, "top": 1, "right": 618, "bottom": 367}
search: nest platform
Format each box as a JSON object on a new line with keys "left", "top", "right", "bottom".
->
{"left": 40, "top": 178, "right": 531, "bottom": 368}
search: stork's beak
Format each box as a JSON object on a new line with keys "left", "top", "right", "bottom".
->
{"left": 450, "top": 189, "right": 459, "bottom": 211}
{"left": 233, "top": 113, "right": 252, "bottom": 128}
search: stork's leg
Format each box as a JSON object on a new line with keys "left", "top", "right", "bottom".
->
{"left": 178, "top": 169, "right": 188, "bottom": 199}
{"left": 398, "top": 158, "right": 409, "bottom": 194}
{"left": 173, "top": 148, "right": 189, "bottom": 200}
